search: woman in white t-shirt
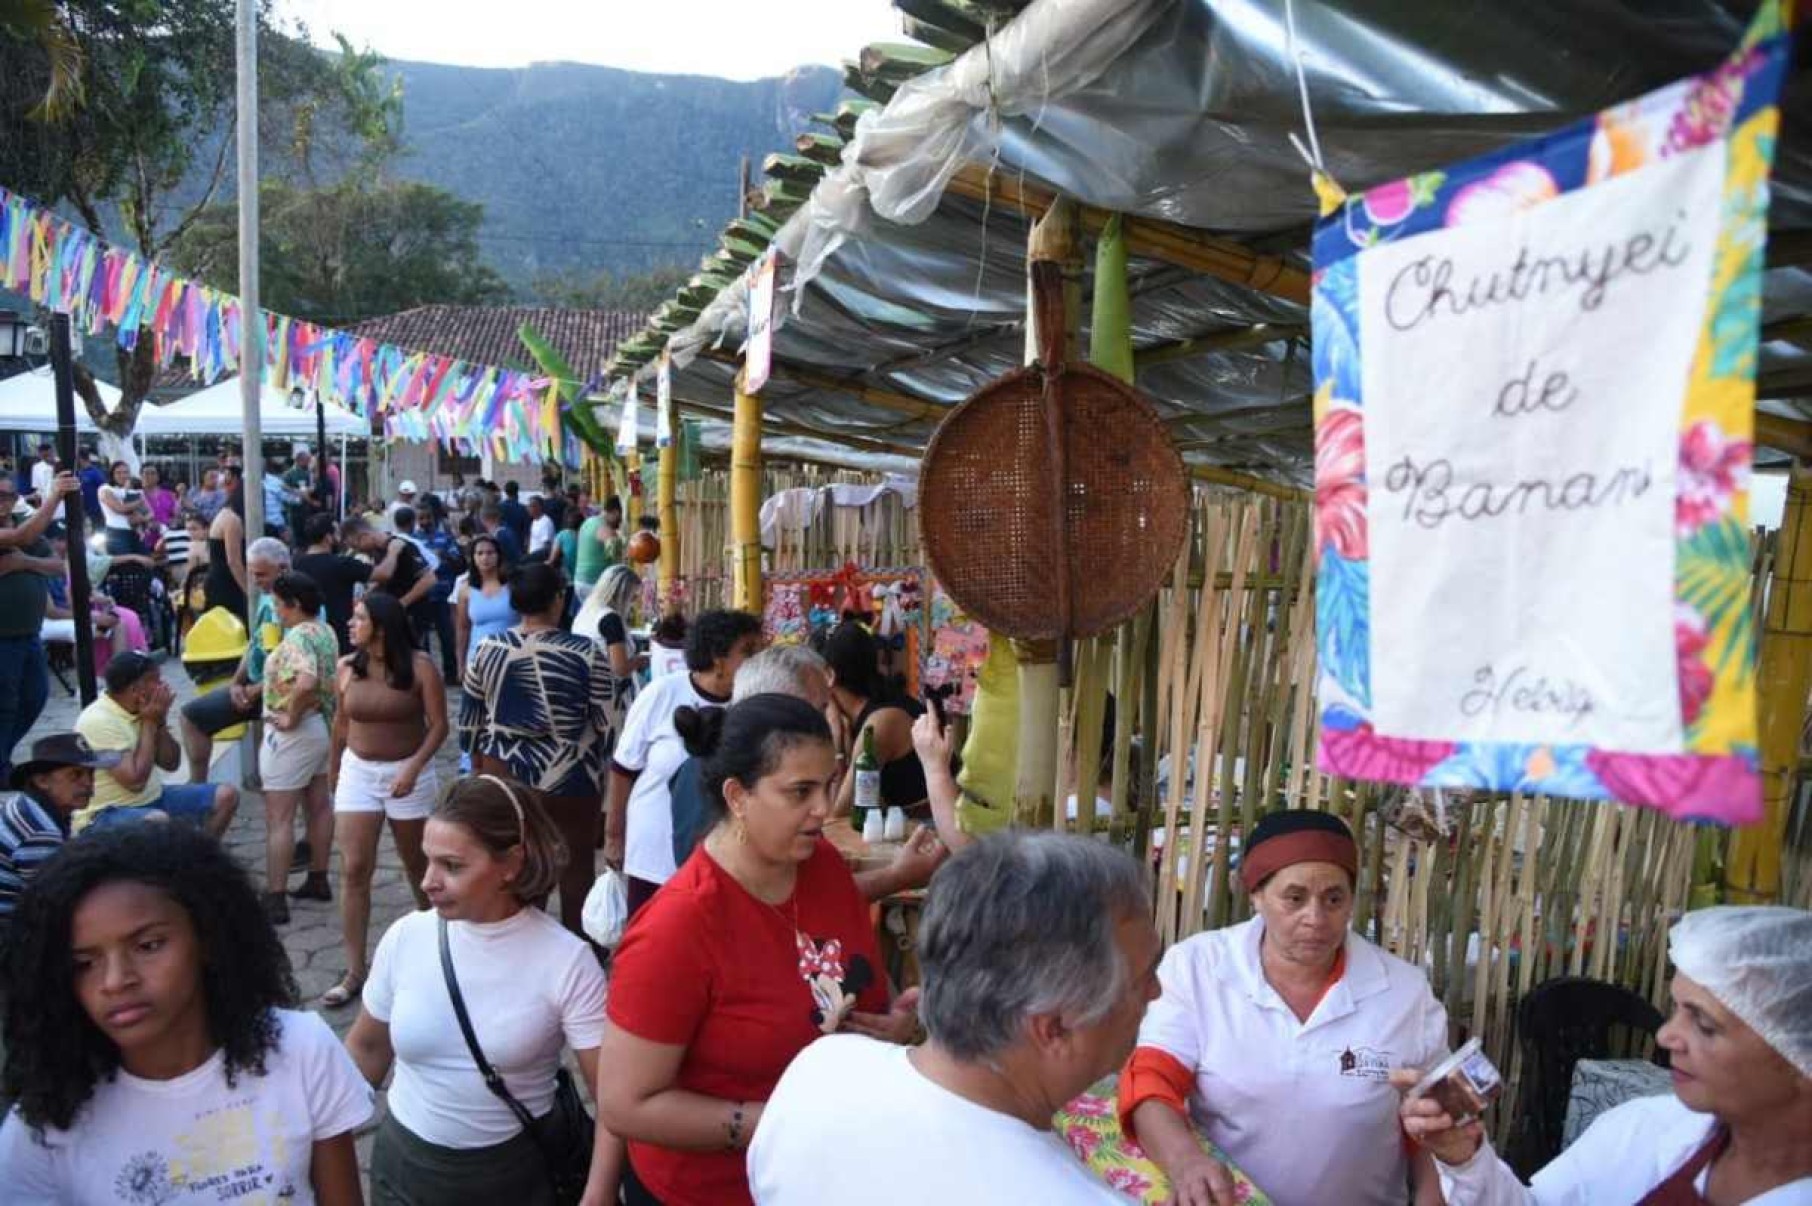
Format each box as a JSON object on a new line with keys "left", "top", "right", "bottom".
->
{"left": 344, "top": 773, "right": 620, "bottom": 1205}
{"left": 0, "top": 822, "right": 373, "bottom": 1205}
{"left": 98, "top": 459, "right": 148, "bottom": 556}
{"left": 1120, "top": 810, "right": 1449, "bottom": 1206}
{"left": 573, "top": 564, "right": 647, "bottom": 703}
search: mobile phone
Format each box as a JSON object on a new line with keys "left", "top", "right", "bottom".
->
{"left": 924, "top": 684, "right": 953, "bottom": 726}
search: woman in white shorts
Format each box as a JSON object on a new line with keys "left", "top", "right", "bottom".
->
{"left": 259, "top": 571, "right": 341, "bottom": 926}
{"left": 324, "top": 590, "right": 448, "bottom": 1009}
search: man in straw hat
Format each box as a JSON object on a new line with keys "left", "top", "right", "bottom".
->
{"left": 0, "top": 733, "right": 121, "bottom": 927}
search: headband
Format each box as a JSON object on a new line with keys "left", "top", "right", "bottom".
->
{"left": 478, "top": 773, "right": 526, "bottom": 843}
{"left": 1240, "top": 826, "right": 1358, "bottom": 893}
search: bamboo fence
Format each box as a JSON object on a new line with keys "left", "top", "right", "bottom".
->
{"left": 657, "top": 462, "right": 1807, "bottom": 1123}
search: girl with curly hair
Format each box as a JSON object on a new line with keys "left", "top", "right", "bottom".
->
{"left": 0, "top": 823, "right": 373, "bottom": 1204}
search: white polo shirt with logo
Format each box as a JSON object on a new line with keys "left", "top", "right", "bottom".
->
{"left": 1135, "top": 916, "right": 1449, "bottom": 1206}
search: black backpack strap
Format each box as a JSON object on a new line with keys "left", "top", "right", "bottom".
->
{"left": 438, "top": 914, "right": 540, "bottom": 1135}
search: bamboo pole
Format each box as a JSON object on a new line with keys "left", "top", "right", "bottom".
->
{"left": 1010, "top": 195, "right": 1079, "bottom": 826}
{"left": 1727, "top": 465, "right": 1812, "bottom": 901}
{"left": 1153, "top": 532, "right": 1197, "bottom": 942}
{"left": 944, "top": 163, "right": 1310, "bottom": 305}
{"left": 658, "top": 425, "right": 680, "bottom": 613}
{"left": 730, "top": 373, "right": 763, "bottom": 614}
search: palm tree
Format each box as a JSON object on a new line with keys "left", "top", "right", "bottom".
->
{"left": 0, "top": 0, "right": 83, "bottom": 121}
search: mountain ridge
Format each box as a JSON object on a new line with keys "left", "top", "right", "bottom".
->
{"left": 372, "top": 58, "right": 843, "bottom": 289}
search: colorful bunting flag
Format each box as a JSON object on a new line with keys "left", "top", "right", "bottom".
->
{"left": 0, "top": 184, "right": 569, "bottom": 464}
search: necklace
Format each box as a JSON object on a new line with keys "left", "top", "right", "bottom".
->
{"left": 707, "top": 829, "right": 799, "bottom": 923}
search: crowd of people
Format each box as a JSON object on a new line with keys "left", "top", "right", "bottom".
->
{"left": 0, "top": 449, "right": 1807, "bottom": 1205}
{"left": 0, "top": 711, "right": 1805, "bottom": 1206}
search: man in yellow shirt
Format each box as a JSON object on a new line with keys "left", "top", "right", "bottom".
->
{"left": 74, "top": 653, "right": 239, "bottom": 835}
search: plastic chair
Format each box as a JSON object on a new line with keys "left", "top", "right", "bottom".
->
{"left": 1510, "top": 976, "right": 1666, "bottom": 1173}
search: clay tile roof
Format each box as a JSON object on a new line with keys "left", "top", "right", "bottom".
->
{"left": 152, "top": 305, "right": 646, "bottom": 392}
{"left": 346, "top": 305, "right": 647, "bottom": 381}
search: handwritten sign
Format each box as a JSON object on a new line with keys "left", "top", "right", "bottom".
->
{"left": 1310, "top": 10, "right": 1789, "bottom": 824}
{"left": 745, "top": 249, "right": 778, "bottom": 394}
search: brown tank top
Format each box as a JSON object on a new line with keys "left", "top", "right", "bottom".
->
{"left": 340, "top": 668, "right": 426, "bottom": 759}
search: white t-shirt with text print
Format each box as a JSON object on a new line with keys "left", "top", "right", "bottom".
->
{"left": 0, "top": 1008, "right": 373, "bottom": 1205}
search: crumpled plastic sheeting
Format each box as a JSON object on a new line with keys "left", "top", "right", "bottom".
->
{"left": 972, "top": 0, "right": 1812, "bottom": 232}
{"left": 647, "top": 0, "right": 1812, "bottom": 481}
{"left": 784, "top": 0, "right": 1175, "bottom": 289}
{"left": 692, "top": 425, "right": 923, "bottom": 476}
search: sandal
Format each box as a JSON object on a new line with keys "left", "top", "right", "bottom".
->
{"left": 321, "top": 971, "right": 365, "bottom": 1009}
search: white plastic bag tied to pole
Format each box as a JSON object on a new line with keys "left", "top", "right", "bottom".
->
{"left": 656, "top": 352, "right": 673, "bottom": 449}
{"left": 744, "top": 249, "right": 778, "bottom": 394}
{"left": 616, "top": 380, "right": 639, "bottom": 457}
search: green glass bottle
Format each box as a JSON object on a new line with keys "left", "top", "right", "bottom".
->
{"left": 853, "top": 727, "right": 882, "bottom": 837}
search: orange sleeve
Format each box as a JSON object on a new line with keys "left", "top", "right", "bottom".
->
{"left": 1117, "top": 1045, "right": 1197, "bottom": 1144}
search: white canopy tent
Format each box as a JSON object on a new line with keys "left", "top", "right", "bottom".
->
{"left": 154, "top": 376, "right": 367, "bottom": 437}
{"left": 0, "top": 369, "right": 366, "bottom": 436}
{"left": 0, "top": 368, "right": 119, "bottom": 432}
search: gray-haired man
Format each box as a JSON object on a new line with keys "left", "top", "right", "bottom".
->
{"left": 178, "top": 536, "right": 291, "bottom": 781}
{"left": 750, "top": 831, "right": 1160, "bottom": 1203}
{"left": 731, "top": 644, "right": 831, "bottom": 710}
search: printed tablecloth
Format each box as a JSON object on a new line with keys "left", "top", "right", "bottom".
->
{"left": 1563, "top": 1058, "right": 1672, "bottom": 1148}
{"left": 1056, "top": 1074, "right": 1272, "bottom": 1204}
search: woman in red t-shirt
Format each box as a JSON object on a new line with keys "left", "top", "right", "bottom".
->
{"left": 591, "top": 693, "right": 920, "bottom": 1206}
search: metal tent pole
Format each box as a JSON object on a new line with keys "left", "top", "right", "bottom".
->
{"left": 235, "top": 0, "right": 264, "bottom": 559}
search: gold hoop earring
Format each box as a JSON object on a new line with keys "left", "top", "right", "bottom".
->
{"left": 735, "top": 818, "right": 748, "bottom": 845}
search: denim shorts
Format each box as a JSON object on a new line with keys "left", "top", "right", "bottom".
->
{"left": 86, "top": 783, "right": 220, "bottom": 829}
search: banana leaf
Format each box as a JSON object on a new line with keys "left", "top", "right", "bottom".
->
{"left": 519, "top": 321, "right": 611, "bottom": 457}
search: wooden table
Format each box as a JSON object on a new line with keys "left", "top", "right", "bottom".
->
{"left": 829, "top": 819, "right": 927, "bottom": 989}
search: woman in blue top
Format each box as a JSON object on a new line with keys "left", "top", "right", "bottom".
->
{"left": 454, "top": 534, "right": 517, "bottom": 685}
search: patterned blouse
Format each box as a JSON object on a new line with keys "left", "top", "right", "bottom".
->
{"left": 460, "top": 627, "right": 620, "bottom": 797}
{"left": 263, "top": 619, "right": 341, "bottom": 727}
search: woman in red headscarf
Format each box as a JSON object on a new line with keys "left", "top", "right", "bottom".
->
{"left": 1118, "top": 809, "right": 1451, "bottom": 1206}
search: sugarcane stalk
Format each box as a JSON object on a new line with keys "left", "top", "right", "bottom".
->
{"left": 1727, "top": 465, "right": 1812, "bottom": 902}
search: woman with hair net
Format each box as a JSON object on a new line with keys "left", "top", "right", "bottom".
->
{"left": 1398, "top": 906, "right": 1812, "bottom": 1204}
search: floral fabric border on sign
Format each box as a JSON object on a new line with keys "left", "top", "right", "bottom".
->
{"left": 1309, "top": 5, "right": 1790, "bottom": 824}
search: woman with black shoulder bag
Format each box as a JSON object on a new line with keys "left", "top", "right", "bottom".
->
{"left": 344, "top": 773, "right": 621, "bottom": 1204}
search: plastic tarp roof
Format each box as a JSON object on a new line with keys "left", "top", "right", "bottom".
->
{"left": 622, "top": 0, "right": 1812, "bottom": 485}
{"left": 0, "top": 370, "right": 366, "bottom": 437}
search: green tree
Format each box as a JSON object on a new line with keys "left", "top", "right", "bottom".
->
{"left": 171, "top": 179, "right": 508, "bottom": 326}
{"left": 0, "top": 1, "right": 398, "bottom": 437}
{"left": 0, "top": 0, "right": 82, "bottom": 122}
{"left": 527, "top": 264, "right": 690, "bottom": 313}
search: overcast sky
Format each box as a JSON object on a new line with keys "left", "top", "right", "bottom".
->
{"left": 281, "top": 0, "right": 903, "bottom": 80}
